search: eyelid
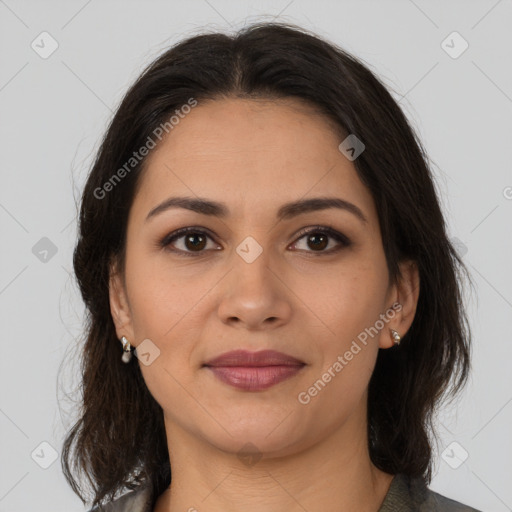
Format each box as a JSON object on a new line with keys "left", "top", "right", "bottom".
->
{"left": 159, "top": 225, "right": 351, "bottom": 255}
{"left": 292, "top": 224, "right": 350, "bottom": 244}
{"left": 158, "top": 226, "right": 220, "bottom": 255}
{"left": 290, "top": 225, "right": 351, "bottom": 252}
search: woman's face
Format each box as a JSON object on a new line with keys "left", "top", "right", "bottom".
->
{"left": 110, "top": 97, "right": 418, "bottom": 458}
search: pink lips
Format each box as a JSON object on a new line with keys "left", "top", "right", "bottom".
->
{"left": 203, "top": 349, "right": 305, "bottom": 391}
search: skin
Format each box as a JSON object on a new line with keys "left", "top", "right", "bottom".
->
{"left": 109, "top": 97, "right": 420, "bottom": 512}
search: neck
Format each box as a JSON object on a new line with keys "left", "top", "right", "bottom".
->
{"left": 155, "top": 411, "right": 394, "bottom": 512}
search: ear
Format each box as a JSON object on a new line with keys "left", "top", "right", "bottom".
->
{"left": 379, "top": 260, "right": 420, "bottom": 349}
{"left": 109, "top": 258, "right": 135, "bottom": 343}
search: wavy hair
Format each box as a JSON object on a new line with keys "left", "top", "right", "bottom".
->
{"left": 61, "top": 21, "right": 473, "bottom": 509}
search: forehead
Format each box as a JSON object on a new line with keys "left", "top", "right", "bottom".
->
{"left": 132, "top": 97, "right": 377, "bottom": 225}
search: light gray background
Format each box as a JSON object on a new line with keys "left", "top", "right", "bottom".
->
{"left": 1, "top": 1, "right": 511, "bottom": 511}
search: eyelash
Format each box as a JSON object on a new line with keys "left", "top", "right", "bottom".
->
{"left": 158, "top": 225, "right": 351, "bottom": 257}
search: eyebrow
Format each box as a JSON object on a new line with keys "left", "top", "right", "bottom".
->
{"left": 145, "top": 196, "right": 368, "bottom": 224}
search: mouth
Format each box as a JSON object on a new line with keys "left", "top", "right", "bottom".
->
{"left": 203, "top": 349, "right": 306, "bottom": 391}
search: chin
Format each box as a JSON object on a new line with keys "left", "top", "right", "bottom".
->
{"left": 201, "top": 410, "right": 310, "bottom": 459}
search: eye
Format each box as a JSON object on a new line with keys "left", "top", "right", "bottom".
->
{"left": 159, "top": 227, "right": 220, "bottom": 256}
{"left": 290, "top": 225, "right": 351, "bottom": 254}
{"left": 159, "top": 225, "right": 351, "bottom": 257}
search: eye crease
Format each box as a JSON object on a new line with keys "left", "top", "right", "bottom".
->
{"left": 158, "top": 225, "right": 352, "bottom": 257}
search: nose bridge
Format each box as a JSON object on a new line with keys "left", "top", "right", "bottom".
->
{"left": 217, "top": 234, "right": 291, "bottom": 329}
{"left": 231, "top": 233, "right": 275, "bottom": 297}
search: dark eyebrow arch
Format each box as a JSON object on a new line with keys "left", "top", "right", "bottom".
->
{"left": 145, "top": 196, "right": 368, "bottom": 224}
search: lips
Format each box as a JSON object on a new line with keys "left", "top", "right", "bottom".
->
{"left": 203, "top": 350, "right": 305, "bottom": 391}
{"left": 204, "top": 349, "right": 305, "bottom": 367}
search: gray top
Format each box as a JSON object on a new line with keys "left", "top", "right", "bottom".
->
{"left": 89, "top": 473, "right": 481, "bottom": 511}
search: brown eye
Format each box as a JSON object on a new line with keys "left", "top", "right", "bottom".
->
{"left": 159, "top": 225, "right": 351, "bottom": 257}
{"left": 291, "top": 226, "right": 351, "bottom": 254}
{"left": 182, "top": 232, "right": 207, "bottom": 251}
{"left": 305, "top": 232, "right": 329, "bottom": 251}
{"left": 160, "top": 227, "right": 218, "bottom": 255}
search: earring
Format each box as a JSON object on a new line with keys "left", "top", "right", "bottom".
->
{"left": 390, "top": 329, "right": 401, "bottom": 346}
{"left": 120, "top": 336, "right": 133, "bottom": 363}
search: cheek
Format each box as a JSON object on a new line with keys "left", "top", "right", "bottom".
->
{"left": 311, "top": 260, "right": 389, "bottom": 339}
{"left": 124, "top": 251, "right": 216, "bottom": 395}
{"left": 305, "top": 259, "right": 388, "bottom": 390}
{"left": 124, "top": 246, "right": 199, "bottom": 338}
{"left": 126, "top": 258, "right": 204, "bottom": 412}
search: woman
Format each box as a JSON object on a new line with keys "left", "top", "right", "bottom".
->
{"left": 61, "top": 21, "right": 481, "bottom": 511}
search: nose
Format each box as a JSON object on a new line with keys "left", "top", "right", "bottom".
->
{"left": 216, "top": 247, "right": 293, "bottom": 331}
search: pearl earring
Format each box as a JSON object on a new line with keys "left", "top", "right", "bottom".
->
{"left": 390, "top": 329, "right": 401, "bottom": 346}
{"left": 120, "top": 336, "right": 133, "bottom": 363}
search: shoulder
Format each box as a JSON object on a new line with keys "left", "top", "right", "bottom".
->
{"left": 427, "top": 487, "right": 482, "bottom": 512}
{"left": 87, "top": 484, "right": 154, "bottom": 512}
{"left": 379, "top": 473, "right": 482, "bottom": 512}
{"left": 86, "top": 475, "right": 482, "bottom": 512}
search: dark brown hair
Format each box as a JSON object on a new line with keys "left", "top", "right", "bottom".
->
{"left": 61, "top": 21, "right": 473, "bottom": 509}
